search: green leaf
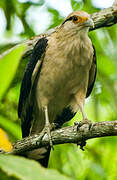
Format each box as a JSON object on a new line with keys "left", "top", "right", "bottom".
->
{"left": 0, "top": 44, "right": 26, "bottom": 100}
{"left": 0, "top": 155, "right": 70, "bottom": 180}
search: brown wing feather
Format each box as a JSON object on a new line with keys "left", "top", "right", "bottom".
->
{"left": 86, "top": 45, "right": 97, "bottom": 98}
{"left": 18, "top": 37, "right": 48, "bottom": 138}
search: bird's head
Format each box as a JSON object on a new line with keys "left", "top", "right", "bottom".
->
{"left": 61, "top": 11, "right": 94, "bottom": 34}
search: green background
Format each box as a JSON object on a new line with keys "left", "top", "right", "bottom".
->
{"left": 0, "top": 0, "right": 117, "bottom": 179}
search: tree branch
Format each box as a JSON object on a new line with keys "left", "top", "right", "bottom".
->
{"left": 91, "top": 5, "right": 117, "bottom": 30}
{"left": 0, "top": 4, "right": 117, "bottom": 59}
{"left": 6, "top": 120, "right": 117, "bottom": 155}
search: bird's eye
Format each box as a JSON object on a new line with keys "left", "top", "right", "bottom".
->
{"left": 72, "top": 16, "right": 78, "bottom": 21}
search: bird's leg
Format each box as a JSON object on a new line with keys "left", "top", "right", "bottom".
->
{"left": 74, "top": 92, "right": 92, "bottom": 130}
{"left": 43, "top": 106, "right": 53, "bottom": 149}
{"left": 78, "top": 103, "right": 92, "bottom": 130}
{"left": 74, "top": 102, "right": 92, "bottom": 151}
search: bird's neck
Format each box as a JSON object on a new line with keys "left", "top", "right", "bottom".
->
{"left": 56, "top": 28, "right": 90, "bottom": 55}
{"left": 54, "top": 28, "right": 93, "bottom": 68}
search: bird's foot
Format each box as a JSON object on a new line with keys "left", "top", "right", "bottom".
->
{"left": 74, "top": 122, "right": 88, "bottom": 151}
{"left": 42, "top": 123, "right": 54, "bottom": 150}
{"left": 75, "top": 119, "right": 92, "bottom": 131}
{"left": 79, "top": 140, "right": 87, "bottom": 151}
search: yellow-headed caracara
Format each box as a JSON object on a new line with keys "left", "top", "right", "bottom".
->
{"left": 18, "top": 11, "right": 97, "bottom": 167}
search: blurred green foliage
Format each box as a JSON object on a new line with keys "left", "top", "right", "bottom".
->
{"left": 0, "top": 0, "right": 45, "bottom": 37}
{"left": 0, "top": 0, "right": 117, "bottom": 179}
{"left": 0, "top": 155, "right": 70, "bottom": 179}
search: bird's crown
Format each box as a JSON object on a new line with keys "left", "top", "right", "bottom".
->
{"left": 62, "top": 11, "right": 94, "bottom": 28}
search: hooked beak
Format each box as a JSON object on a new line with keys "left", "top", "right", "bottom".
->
{"left": 84, "top": 18, "right": 94, "bottom": 28}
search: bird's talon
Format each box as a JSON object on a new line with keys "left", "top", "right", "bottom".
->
{"left": 89, "top": 122, "right": 93, "bottom": 130}
{"left": 84, "top": 119, "right": 92, "bottom": 130}
{"left": 76, "top": 119, "right": 92, "bottom": 131}
{"left": 79, "top": 140, "right": 86, "bottom": 151}
{"left": 76, "top": 121, "right": 82, "bottom": 131}
{"left": 74, "top": 122, "right": 79, "bottom": 126}
{"left": 74, "top": 122, "right": 80, "bottom": 131}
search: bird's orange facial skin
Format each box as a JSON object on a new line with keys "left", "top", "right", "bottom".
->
{"left": 72, "top": 16, "right": 89, "bottom": 24}
{"left": 72, "top": 11, "right": 90, "bottom": 24}
{"left": 64, "top": 11, "right": 90, "bottom": 25}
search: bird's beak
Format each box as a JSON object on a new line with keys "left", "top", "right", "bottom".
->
{"left": 84, "top": 18, "right": 94, "bottom": 28}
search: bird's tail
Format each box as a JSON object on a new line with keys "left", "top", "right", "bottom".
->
{"left": 26, "top": 146, "right": 51, "bottom": 168}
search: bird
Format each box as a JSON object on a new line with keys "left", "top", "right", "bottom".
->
{"left": 18, "top": 11, "right": 97, "bottom": 168}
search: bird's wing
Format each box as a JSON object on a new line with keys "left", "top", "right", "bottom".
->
{"left": 86, "top": 45, "right": 97, "bottom": 98}
{"left": 18, "top": 37, "right": 48, "bottom": 137}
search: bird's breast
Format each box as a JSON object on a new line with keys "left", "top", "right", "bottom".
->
{"left": 36, "top": 35, "right": 93, "bottom": 111}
